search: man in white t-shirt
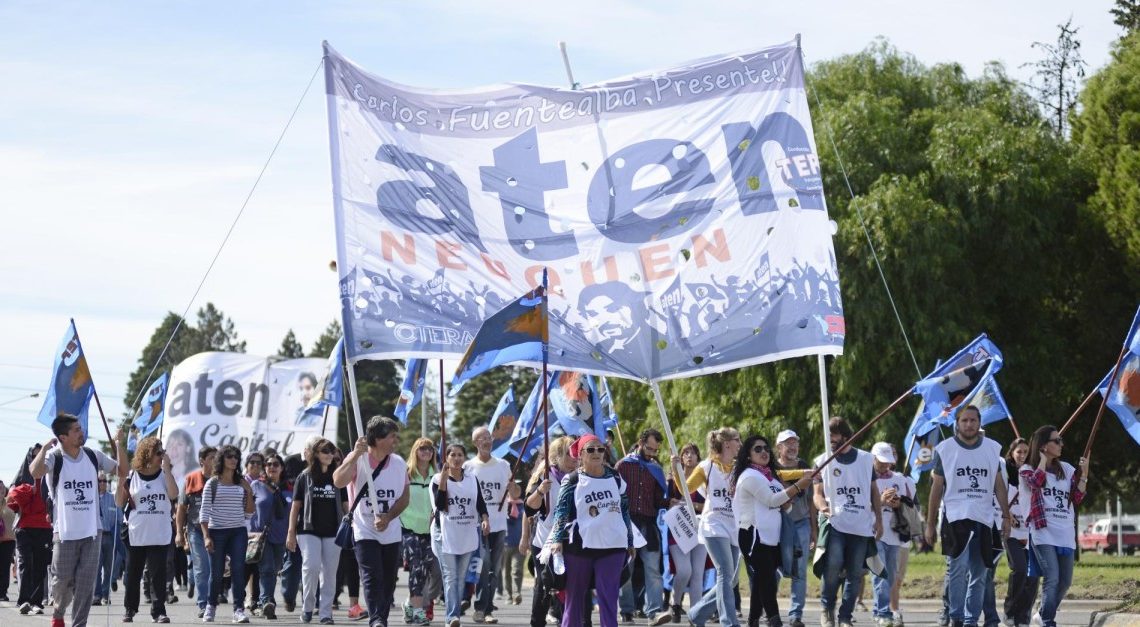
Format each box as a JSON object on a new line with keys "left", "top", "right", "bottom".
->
{"left": 30, "top": 414, "right": 125, "bottom": 627}
{"left": 464, "top": 427, "right": 513, "bottom": 625}
{"left": 924, "top": 405, "right": 1010, "bottom": 627}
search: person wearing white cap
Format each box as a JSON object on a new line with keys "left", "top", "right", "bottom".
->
{"left": 870, "top": 442, "right": 908, "bottom": 627}
{"left": 774, "top": 429, "right": 815, "bottom": 627}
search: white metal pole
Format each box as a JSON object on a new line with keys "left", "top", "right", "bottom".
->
{"left": 422, "top": 361, "right": 429, "bottom": 438}
{"left": 650, "top": 381, "right": 696, "bottom": 518}
{"left": 344, "top": 358, "right": 379, "bottom": 514}
{"left": 818, "top": 354, "right": 833, "bottom": 498}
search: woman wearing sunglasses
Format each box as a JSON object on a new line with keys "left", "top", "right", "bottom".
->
{"left": 732, "top": 435, "right": 813, "bottom": 627}
{"left": 402, "top": 437, "right": 441, "bottom": 626}
{"left": 200, "top": 445, "right": 256, "bottom": 624}
{"left": 251, "top": 453, "right": 290, "bottom": 619}
{"left": 287, "top": 438, "right": 348, "bottom": 625}
{"left": 549, "top": 433, "right": 634, "bottom": 627}
{"left": 118, "top": 435, "right": 179, "bottom": 623}
{"left": 1020, "top": 426, "right": 1089, "bottom": 627}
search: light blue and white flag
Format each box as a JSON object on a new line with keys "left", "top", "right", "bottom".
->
{"left": 489, "top": 385, "right": 519, "bottom": 451}
{"left": 132, "top": 373, "right": 168, "bottom": 438}
{"left": 394, "top": 358, "right": 428, "bottom": 424}
{"left": 301, "top": 337, "right": 346, "bottom": 423}
{"left": 36, "top": 319, "right": 95, "bottom": 433}
{"left": 1096, "top": 305, "right": 1140, "bottom": 446}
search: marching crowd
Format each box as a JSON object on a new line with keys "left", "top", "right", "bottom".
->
{"left": 0, "top": 405, "right": 1090, "bottom": 627}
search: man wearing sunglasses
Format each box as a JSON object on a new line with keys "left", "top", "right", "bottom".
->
{"left": 925, "top": 405, "right": 1010, "bottom": 627}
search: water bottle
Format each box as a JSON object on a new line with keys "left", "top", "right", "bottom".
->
{"left": 552, "top": 552, "right": 566, "bottom": 575}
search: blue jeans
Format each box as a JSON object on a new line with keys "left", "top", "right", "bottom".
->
{"left": 1032, "top": 543, "right": 1074, "bottom": 627}
{"left": 437, "top": 550, "right": 475, "bottom": 620}
{"left": 982, "top": 564, "right": 1000, "bottom": 627}
{"left": 620, "top": 519, "right": 664, "bottom": 616}
{"left": 777, "top": 516, "right": 810, "bottom": 619}
{"left": 280, "top": 547, "right": 301, "bottom": 605}
{"left": 258, "top": 542, "right": 286, "bottom": 606}
{"left": 187, "top": 527, "right": 211, "bottom": 609}
{"left": 687, "top": 536, "right": 739, "bottom": 627}
{"left": 96, "top": 531, "right": 116, "bottom": 600}
{"left": 871, "top": 542, "right": 898, "bottom": 619}
{"left": 476, "top": 531, "right": 506, "bottom": 614}
{"left": 820, "top": 528, "right": 869, "bottom": 622}
{"left": 946, "top": 528, "right": 987, "bottom": 626}
{"left": 208, "top": 526, "right": 248, "bottom": 610}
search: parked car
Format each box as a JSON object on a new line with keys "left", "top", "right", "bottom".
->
{"left": 1079, "top": 518, "right": 1140, "bottom": 555}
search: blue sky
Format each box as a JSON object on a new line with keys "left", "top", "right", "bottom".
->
{"left": 0, "top": 1, "right": 1122, "bottom": 480}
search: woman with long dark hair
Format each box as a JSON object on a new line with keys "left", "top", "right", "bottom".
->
{"left": 286, "top": 437, "right": 347, "bottom": 625}
{"left": 7, "top": 444, "right": 51, "bottom": 615}
{"left": 1021, "top": 426, "right": 1088, "bottom": 627}
{"left": 200, "top": 445, "right": 255, "bottom": 624}
{"left": 432, "top": 443, "right": 490, "bottom": 627}
{"left": 118, "top": 435, "right": 179, "bottom": 623}
{"left": 252, "top": 452, "right": 290, "bottom": 619}
{"left": 732, "top": 435, "right": 812, "bottom": 627}
{"left": 1002, "top": 438, "right": 1037, "bottom": 627}
{"left": 667, "top": 442, "right": 706, "bottom": 622}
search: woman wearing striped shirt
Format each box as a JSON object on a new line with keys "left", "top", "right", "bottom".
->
{"left": 200, "top": 445, "right": 255, "bottom": 624}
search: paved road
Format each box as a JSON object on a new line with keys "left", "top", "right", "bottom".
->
{"left": 0, "top": 583, "right": 1116, "bottom": 626}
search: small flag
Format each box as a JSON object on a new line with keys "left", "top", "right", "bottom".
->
{"left": 913, "top": 334, "right": 1003, "bottom": 428}
{"left": 489, "top": 385, "right": 519, "bottom": 450}
{"left": 964, "top": 375, "right": 1013, "bottom": 427}
{"left": 300, "top": 337, "right": 346, "bottom": 424}
{"left": 451, "top": 277, "right": 547, "bottom": 392}
{"left": 549, "top": 371, "right": 605, "bottom": 439}
{"left": 1096, "top": 305, "right": 1140, "bottom": 446}
{"left": 36, "top": 320, "right": 96, "bottom": 433}
{"left": 131, "top": 373, "right": 168, "bottom": 438}
{"left": 394, "top": 358, "right": 428, "bottom": 424}
{"left": 597, "top": 376, "right": 619, "bottom": 430}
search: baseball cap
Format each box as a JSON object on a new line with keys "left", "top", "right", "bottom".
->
{"left": 776, "top": 429, "right": 798, "bottom": 445}
{"left": 871, "top": 442, "right": 896, "bottom": 464}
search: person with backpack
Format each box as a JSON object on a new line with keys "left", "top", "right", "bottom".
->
{"left": 9, "top": 444, "right": 53, "bottom": 615}
{"left": 29, "top": 414, "right": 127, "bottom": 627}
{"left": 549, "top": 433, "right": 635, "bottom": 627}
{"left": 117, "top": 435, "right": 179, "bottom": 623}
{"left": 251, "top": 452, "right": 290, "bottom": 620}
{"left": 334, "top": 416, "right": 411, "bottom": 627}
{"left": 286, "top": 437, "right": 348, "bottom": 625}
{"left": 199, "top": 445, "right": 256, "bottom": 624}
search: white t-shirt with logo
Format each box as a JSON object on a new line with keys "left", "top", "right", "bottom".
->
{"left": 433, "top": 472, "right": 480, "bottom": 555}
{"left": 352, "top": 454, "right": 408, "bottom": 545}
{"left": 569, "top": 472, "right": 628, "bottom": 550}
{"left": 734, "top": 467, "right": 787, "bottom": 546}
{"left": 935, "top": 437, "right": 1001, "bottom": 525}
{"left": 46, "top": 447, "right": 119, "bottom": 541}
{"left": 814, "top": 449, "right": 875, "bottom": 537}
{"left": 1024, "top": 461, "right": 1077, "bottom": 549}
{"left": 1007, "top": 460, "right": 1030, "bottom": 542}
{"left": 128, "top": 470, "right": 173, "bottom": 546}
{"left": 464, "top": 456, "right": 512, "bottom": 533}
{"left": 696, "top": 460, "right": 736, "bottom": 545}
{"left": 875, "top": 471, "right": 911, "bottom": 547}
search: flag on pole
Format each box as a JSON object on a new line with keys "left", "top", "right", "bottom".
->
{"left": 494, "top": 372, "right": 553, "bottom": 461}
{"left": 489, "top": 385, "right": 519, "bottom": 450}
{"left": 912, "top": 334, "right": 1003, "bottom": 429}
{"left": 964, "top": 375, "right": 1013, "bottom": 427}
{"left": 131, "top": 373, "right": 168, "bottom": 438}
{"left": 597, "top": 376, "right": 619, "bottom": 430}
{"left": 394, "top": 358, "right": 428, "bottom": 424}
{"left": 549, "top": 371, "right": 606, "bottom": 439}
{"left": 302, "top": 337, "right": 346, "bottom": 421}
{"left": 1096, "top": 305, "right": 1140, "bottom": 446}
{"left": 36, "top": 319, "right": 95, "bottom": 432}
{"left": 451, "top": 282, "right": 547, "bottom": 392}
{"left": 903, "top": 402, "right": 942, "bottom": 482}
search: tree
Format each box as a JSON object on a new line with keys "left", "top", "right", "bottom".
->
{"left": 1111, "top": 0, "right": 1140, "bottom": 35}
{"left": 1023, "top": 18, "right": 1088, "bottom": 137}
{"left": 277, "top": 329, "right": 305, "bottom": 359}
{"left": 309, "top": 320, "right": 343, "bottom": 357}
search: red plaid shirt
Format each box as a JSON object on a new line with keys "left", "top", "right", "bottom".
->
{"left": 1020, "top": 467, "right": 1085, "bottom": 530}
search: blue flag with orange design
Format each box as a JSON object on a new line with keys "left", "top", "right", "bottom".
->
{"left": 131, "top": 373, "right": 168, "bottom": 439}
{"left": 36, "top": 319, "right": 95, "bottom": 433}
{"left": 394, "top": 358, "right": 428, "bottom": 424}
{"left": 1096, "top": 304, "right": 1140, "bottom": 447}
{"left": 451, "top": 280, "right": 547, "bottom": 392}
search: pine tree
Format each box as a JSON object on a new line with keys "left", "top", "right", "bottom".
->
{"left": 1111, "top": 0, "right": 1140, "bottom": 35}
{"left": 277, "top": 330, "right": 305, "bottom": 359}
{"left": 1023, "top": 18, "right": 1087, "bottom": 136}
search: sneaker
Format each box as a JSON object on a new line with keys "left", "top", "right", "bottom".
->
{"left": 513, "top": 595, "right": 522, "bottom": 605}
{"left": 155, "top": 616, "right": 171, "bottom": 624}
{"left": 622, "top": 614, "right": 635, "bottom": 624}
{"left": 820, "top": 611, "right": 835, "bottom": 627}
{"left": 635, "top": 611, "right": 648, "bottom": 619}
{"left": 34, "top": 606, "right": 46, "bottom": 615}
{"left": 264, "top": 602, "right": 278, "bottom": 620}
{"left": 321, "top": 619, "right": 336, "bottom": 626}
{"left": 875, "top": 618, "right": 894, "bottom": 627}
{"left": 405, "top": 600, "right": 416, "bottom": 624}
{"left": 348, "top": 605, "right": 367, "bottom": 621}
{"left": 286, "top": 602, "right": 296, "bottom": 613}
{"left": 105, "top": 599, "right": 113, "bottom": 606}
{"left": 547, "top": 614, "right": 559, "bottom": 625}
{"left": 892, "top": 612, "right": 903, "bottom": 627}
{"left": 204, "top": 606, "right": 217, "bottom": 623}
{"left": 199, "top": 608, "right": 206, "bottom": 619}
{"left": 303, "top": 612, "right": 314, "bottom": 624}
{"left": 671, "top": 606, "right": 683, "bottom": 624}
{"left": 1030, "top": 614, "right": 1042, "bottom": 627}
{"left": 19, "top": 602, "right": 32, "bottom": 614}
{"left": 233, "top": 608, "right": 251, "bottom": 624}
{"left": 448, "top": 619, "right": 460, "bottom": 627}
{"left": 124, "top": 615, "right": 135, "bottom": 623}
{"left": 411, "top": 608, "right": 430, "bottom": 626}
{"left": 473, "top": 611, "right": 486, "bottom": 623}
{"left": 839, "top": 622, "right": 854, "bottom": 627}
{"left": 651, "top": 612, "right": 673, "bottom": 626}
{"left": 483, "top": 614, "right": 498, "bottom": 624}
{"left": 790, "top": 619, "right": 806, "bottom": 627}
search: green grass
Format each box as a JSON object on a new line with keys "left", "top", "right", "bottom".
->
{"left": 764, "top": 551, "right": 1140, "bottom": 600}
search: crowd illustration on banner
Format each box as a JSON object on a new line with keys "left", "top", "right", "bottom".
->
{"left": 6, "top": 26, "right": 1140, "bottom": 627}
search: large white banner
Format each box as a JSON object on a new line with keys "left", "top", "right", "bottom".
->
{"left": 163, "top": 352, "right": 336, "bottom": 487}
{"left": 326, "top": 38, "right": 844, "bottom": 382}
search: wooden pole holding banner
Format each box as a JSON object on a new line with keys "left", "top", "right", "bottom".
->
{"left": 1059, "top": 385, "right": 1101, "bottom": 436}
{"left": 811, "top": 384, "right": 914, "bottom": 477}
{"left": 344, "top": 357, "right": 379, "bottom": 515}
{"left": 71, "top": 319, "right": 117, "bottom": 452}
{"left": 422, "top": 372, "right": 428, "bottom": 438}
{"left": 649, "top": 381, "right": 697, "bottom": 519}
{"left": 320, "top": 405, "right": 331, "bottom": 439}
{"left": 1083, "top": 344, "right": 1130, "bottom": 461}
{"left": 1007, "top": 416, "right": 1021, "bottom": 440}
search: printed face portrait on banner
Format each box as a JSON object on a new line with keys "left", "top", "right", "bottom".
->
{"left": 325, "top": 38, "right": 844, "bottom": 382}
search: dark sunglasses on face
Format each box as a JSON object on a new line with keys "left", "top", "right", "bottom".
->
{"left": 266, "top": 461, "right": 282, "bottom": 468}
{"left": 224, "top": 453, "right": 238, "bottom": 460}
{"left": 248, "top": 459, "right": 264, "bottom": 465}
{"left": 98, "top": 479, "right": 108, "bottom": 484}
{"left": 752, "top": 445, "right": 769, "bottom": 453}
{"left": 1048, "top": 437, "right": 1063, "bottom": 446}
{"left": 319, "top": 447, "right": 336, "bottom": 455}
{"left": 584, "top": 447, "right": 606, "bottom": 454}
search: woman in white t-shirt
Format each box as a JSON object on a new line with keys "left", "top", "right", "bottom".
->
{"left": 116, "top": 436, "right": 178, "bottom": 623}
{"left": 732, "top": 435, "right": 812, "bottom": 627}
{"left": 686, "top": 427, "right": 741, "bottom": 627}
{"left": 431, "top": 444, "right": 490, "bottom": 627}
{"left": 1002, "top": 438, "right": 1037, "bottom": 627}
{"left": 1020, "top": 426, "right": 1089, "bottom": 627}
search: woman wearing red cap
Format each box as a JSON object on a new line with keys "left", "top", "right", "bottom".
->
{"left": 549, "top": 434, "right": 634, "bottom": 627}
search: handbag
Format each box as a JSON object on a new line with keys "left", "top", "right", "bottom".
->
{"left": 246, "top": 530, "right": 266, "bottom": 564}
{"left": 892, "top": 494, "right": 925, "bottom": 541}
{"left": 334, "top": 460, "right": 388, "bottom": 550}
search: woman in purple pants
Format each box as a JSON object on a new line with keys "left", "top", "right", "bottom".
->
{"left": 549, "top": 434, "right": 634, "bottom": 627}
